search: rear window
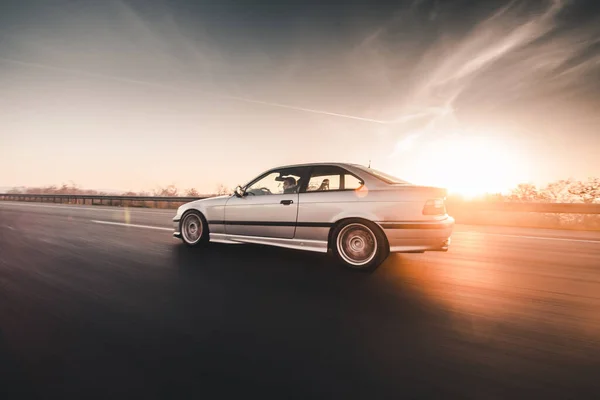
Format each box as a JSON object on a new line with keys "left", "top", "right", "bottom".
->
{"left": 344, "top": 174, "right": 364, "bottom": 189}
{"left": 353, "top": 166, "right": 411, "bottom": 185}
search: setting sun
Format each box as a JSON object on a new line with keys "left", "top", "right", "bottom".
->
{"left": 397, "top": 134, "right": 526, "bottom": 198}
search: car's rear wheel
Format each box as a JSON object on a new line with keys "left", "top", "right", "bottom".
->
{"left": 180, "top": 210, "right": 209, "bottom": 246}
{"left": 331, "top": 219, "right": 388, "bottom": 271}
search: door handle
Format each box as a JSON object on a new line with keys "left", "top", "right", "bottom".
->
{"left": 280, "top": 200, "right": 294, "bottom": 205}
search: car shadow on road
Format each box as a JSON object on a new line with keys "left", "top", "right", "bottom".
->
{"left": 167, "top": 242, "right": 481, "bottom": 398}
{"left": 172, "top": 241, "right": 388, "bottom": 281}
{"left": 0, "top": 328, "right": 38, "bottom": 398}
{"left": 170, "top": 241, "right": 451, "bottom": 331}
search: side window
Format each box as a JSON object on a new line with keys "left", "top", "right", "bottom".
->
{"left": 306, "top": 173, "right": 341, "bottom": 192}
{"left": 245, "top": 168, "right": 305, "bottom": 195}
{"left": 304, "top": 166, "right": 365, "bottom": 192}
{"left": 344, "top": 174, "right": 364, "bottom": 190}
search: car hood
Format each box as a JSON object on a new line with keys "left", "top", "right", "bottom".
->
{"left": 175, "top": 194, "right": 231, "bottom": 217}
{"left": 188, "top": 194, "right": 231, "bottom": 206}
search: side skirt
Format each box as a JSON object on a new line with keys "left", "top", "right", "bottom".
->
{"left": 209, "top": 233, "right": 329, "bottom": 253}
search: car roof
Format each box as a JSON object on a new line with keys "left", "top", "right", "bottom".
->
{"left": 243, "top": 162, "right": 405, "bottom": 188}
{"left": 272, "top": 162, "right": 367, "bottom": 170}
{"left": 260, "top": 162, "right": 392, "bottom": 188}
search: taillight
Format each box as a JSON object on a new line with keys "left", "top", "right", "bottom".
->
{"left": 422, "top": 198, "right": 446, "bottom": 215}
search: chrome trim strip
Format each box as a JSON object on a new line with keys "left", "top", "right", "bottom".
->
{"left": 205, "top": 219, "right": 453, "bottom": 229}
{"left": 380, "top": 223, "right": 450, "bottom": 229}
{"left": 379, "top": 218, "right": 454, "bottom": 230}
{"left": 208, "top": 220, "right": 332, "bottom": 228}
{"left": 209, "top": 220, "right": 293, "bottom": 226}
{"left": 210, "top": 237, "right": 244, "bottom": 245}
{"left": 210, "top": 233, "right": 328, "bottom": 253}
{"left": 296, "top": 222, "right": 334, "bottom": 228}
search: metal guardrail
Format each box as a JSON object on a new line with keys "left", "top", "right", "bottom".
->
{"left": 446, "top": 201, "right": 600, "bottom": 214}
{"left": 0, "top": 193, "right": 208, "bottom": 207}
{"left": 1, "top": 193, "right": 599, "bottom": 213}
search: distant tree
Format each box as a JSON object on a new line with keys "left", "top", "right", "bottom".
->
{"left": 215, "top": 184, "right": 232, "bottom": 196}
{"left": 509, "top": 183, "right": 544, "bottom": 202}
{"left": 505, "top": 178, "right": 600, "bottom": 204}
{"left": 7, "top": 188, "right": 23, "bottom": 194}
{"left": 540, "top": 178, "right": 576, "bottom": 203}
{"left": 568, "top": 177, "right": 600, "bottom": 204}
{"left": 25, "top": 185, "right": 53, "bottom": 194}
{"left": 186, "top": 188, "right": 200, "bottom": 197}
{"left": 153, "top": 185, "right": 179, "bottom": 197}
{"left": 57, "top": 184, "right": 70, "bottom": 194}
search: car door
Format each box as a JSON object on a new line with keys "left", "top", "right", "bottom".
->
{"left": 224, "top": 167, "right": 308, "bottom": 239}
{"left": 295, "top": 166, "right": 365, "bottom": 241}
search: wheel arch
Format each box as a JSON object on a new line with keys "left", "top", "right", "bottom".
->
{"left": 327, "top": 217, "right": 389, "bottom": 252}
{"left": 180, "top": 208, "right": 210, "bottom": 237}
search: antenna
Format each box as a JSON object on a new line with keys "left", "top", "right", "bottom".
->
{"left": 368, "top": 159, "right": 371, "bottom": 168}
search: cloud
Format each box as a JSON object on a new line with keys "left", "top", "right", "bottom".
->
{"left": 346, "top": 0, "right": 599, "bottom": 154}
{"left": 2, "top": 0, "right": 598, "bottom": 135}
{"left": 0, "top": 56, "right": 391, "bottom": 124}
{"left": 0, "top": 0, "right": 397, "bottom": 124}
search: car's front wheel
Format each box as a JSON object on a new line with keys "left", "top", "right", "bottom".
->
{"left": 180, "top": 210, "right": 209, "bottom": 246}
{"left": 331, "top": 219, "right": 388, "bottom": 271}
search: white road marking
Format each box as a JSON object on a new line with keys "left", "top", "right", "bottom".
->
{"left": 91, "top": 220, "right": 172, "bottom": 231}
{"left": 0, "top": 201, "right": 175, "bottom": 215}
{"left": 3, "top": 201, "right": 598, "bottom": 243}
{"left": 454, "top": 231, "right": 600, "bottom": 244}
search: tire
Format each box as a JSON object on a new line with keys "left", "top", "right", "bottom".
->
{"left": 331, "top": 219, "right": 389, "bottom": 271}
{"left": 180, "top": 210, "right": 209, "bottom": 247}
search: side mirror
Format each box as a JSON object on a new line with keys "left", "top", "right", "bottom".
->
{"left": 234, "top": 185, "right": 245, "bottom": 197}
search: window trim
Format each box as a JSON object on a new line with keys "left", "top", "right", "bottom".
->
{"left": 242, "top": 167, "right": 311, "bottom": 196}
{"left": 342, "top": 172, "right": 366, "bottom": 191}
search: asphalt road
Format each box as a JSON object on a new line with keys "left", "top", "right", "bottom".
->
{"left": 1, "top": 201, "right": 600, "bottom": 399}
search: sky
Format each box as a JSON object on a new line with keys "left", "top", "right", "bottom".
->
{"left": 1, "top": 0, "right": 599, "bottom": 195}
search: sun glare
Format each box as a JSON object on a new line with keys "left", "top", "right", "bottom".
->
{"left": 399, "top": 134, "right": 523, "bottom": 198}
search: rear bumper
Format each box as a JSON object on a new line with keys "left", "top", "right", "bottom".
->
{"left": 380, "top": 216, "right": 454, "bottom": 253}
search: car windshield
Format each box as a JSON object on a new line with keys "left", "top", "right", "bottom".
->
{"left": 353, "top": 165, "right": 411, "bottom": 185}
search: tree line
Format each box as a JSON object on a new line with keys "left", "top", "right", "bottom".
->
{"left": 4, "top": 178, "right": 599, "bottom": 203}
{"left": 5, "top": 183, "right": 232, "bottom": 197}
{"left": 459, "top": 177, "right": 600, "bottom": 204}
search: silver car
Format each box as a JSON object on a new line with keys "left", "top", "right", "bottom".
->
{"left": 173, "top": 163, "right": 454, "bottom": 271}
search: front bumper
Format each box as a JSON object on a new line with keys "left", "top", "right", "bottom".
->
{"left": 380, "top": 216, "right": 454, "bottom": 253}
{"left": 173, "top": 218, "right": 181, "bottom": 238}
